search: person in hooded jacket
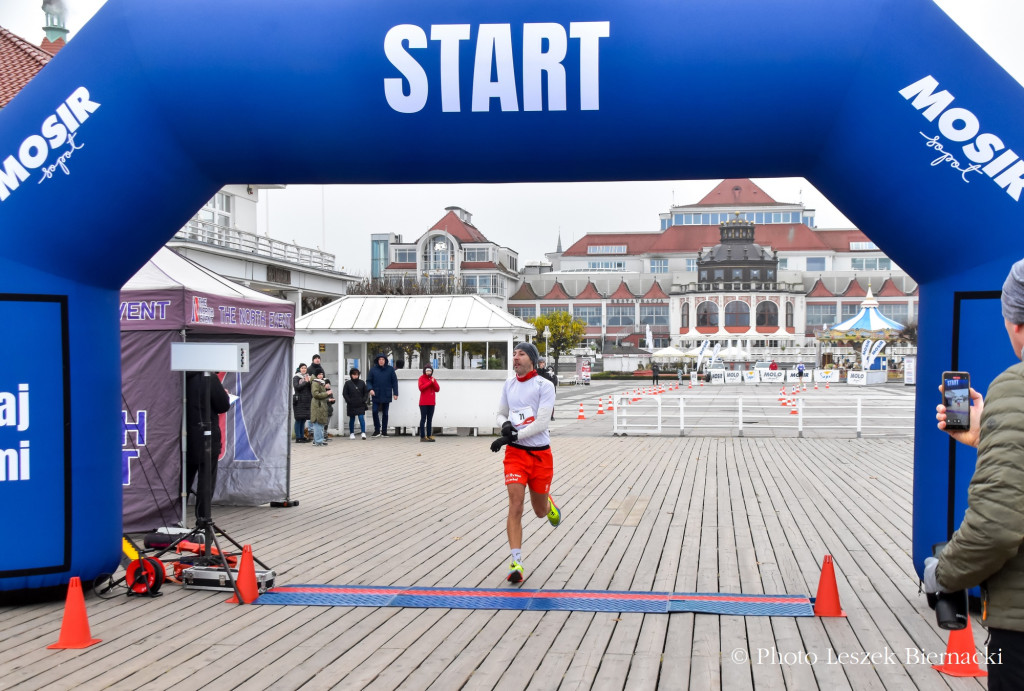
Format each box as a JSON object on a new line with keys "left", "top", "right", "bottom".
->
{"left": 310, "top": 371, "right": 330, "bottom": 446}
{"left": 292, "top": 363, "right": 312, "bottom": 442}
{"left": 343, "top": 367, "right": 368, "bottom": 439}
{"left": 367, "top": 353, "right": 398, "bottom": 437}
{"left": 417, "top": 366, "right": 440, "bottom": 442}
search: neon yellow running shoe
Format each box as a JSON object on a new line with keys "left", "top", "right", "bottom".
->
{"left": 547, "top": 496, "right": 561, "bottom": 527}
{"left": 507, "top": 560, "right": 524, "bottom": 583}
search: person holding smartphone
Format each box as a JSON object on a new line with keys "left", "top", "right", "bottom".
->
{"left": 928, "top": 257, "right": 1024, "bottom": 688}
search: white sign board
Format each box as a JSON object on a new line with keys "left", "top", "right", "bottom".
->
{"left": 724, "top": 371, "right": 743, "bottom": 384}
{"left": 903, "top": 355, "right": 916, "bottom": 386}
{"left": 742, "top": 370, "right": 758, "bottom": 383}
{"left": 759, "top": 370, "right": 786, "bottom": 384}
{"left": 710, "top": 372, "right": 726, "bottom": 385}
{"left": 847, "top": 371, "right": 867, "bottom": 386}
{"left": 170, "top": 342, "right": 250, "bottom": 372}
{"left": 815, "top": 369, "right": 840, "bottom": 382}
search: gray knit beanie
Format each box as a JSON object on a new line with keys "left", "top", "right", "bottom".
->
{"left": 1002, "top": 259, "right": 1024, "bottom": 324}
{"left": 514, "top": 342, "right": 539, "bottom": 368}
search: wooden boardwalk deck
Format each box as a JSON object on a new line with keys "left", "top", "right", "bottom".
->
{"left": 0, "top": 383, "right": 989, "bottom": 689}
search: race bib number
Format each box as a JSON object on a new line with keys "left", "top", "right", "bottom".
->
{"left": 510, "top": 406, "right": 535, "bottom": 427}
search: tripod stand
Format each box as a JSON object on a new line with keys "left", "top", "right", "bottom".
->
{"left": 150, "top": 371, "right": 270, "bottom": 599}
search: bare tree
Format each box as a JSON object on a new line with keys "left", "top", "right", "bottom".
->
{"left": 347, "top": 275, "right": 473, "bottom": 296}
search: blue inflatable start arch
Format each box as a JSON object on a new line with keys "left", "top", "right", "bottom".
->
{"left": 1, "top": 0, "right": 1022, "bottom": 592}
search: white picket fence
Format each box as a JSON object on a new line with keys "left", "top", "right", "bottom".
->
{"left": 611, "top": 393, "right": 915, "bottom": 438}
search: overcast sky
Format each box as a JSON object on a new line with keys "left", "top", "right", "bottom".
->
{"left": 2, "top": 1, "right": 1022, "bottom": 275}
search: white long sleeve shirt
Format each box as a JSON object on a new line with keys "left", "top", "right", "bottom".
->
{"left": 496, "top": 371, "right": 555, "bottom": 448}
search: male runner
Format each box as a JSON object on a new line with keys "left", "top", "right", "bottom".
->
{"left": 490, "top": 342, "right": 561, "bottom": 583}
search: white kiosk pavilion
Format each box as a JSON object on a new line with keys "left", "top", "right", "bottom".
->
{"left": 294, "top": 294, "right": 535, "bottom": 435}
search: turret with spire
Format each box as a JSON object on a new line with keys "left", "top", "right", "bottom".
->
{"left": 40, "top": 0, "right": 68, "bottom": 54}
{"left": 696, "top": 213, "right": 777, "bottom": 285}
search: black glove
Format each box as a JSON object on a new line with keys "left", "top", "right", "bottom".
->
{"left": 490, "top": 436, "right": 509, "bottom": 453}
{"left": 501, "top": 421, "right": 515, "bottom": 437}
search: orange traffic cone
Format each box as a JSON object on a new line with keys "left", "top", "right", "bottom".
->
{"left": 48, "top": 577, "right": 101, "bottom": 649}
{"left": 778, "top": 387, "right": 785, "bottom": 401}
{"left": 597, "top": 399, "right": 604, "bottom": 415}
{"left": 802, "top": 383, "right": 807, "bottom": 392}
{"left": 790, "top": 397, "right": 799, "bottom": 414}
{"left": 813, "top": 555, "right": 846, "bottom": 617}
{"left": 687, "top": 379, "right": 692, "bottom": 389}
{"left": 814, "top": 381, "right": 819, "bottom": 390}
{"left": 577, "top": 403, "right": 586, "bottom": 420}
{"left": 226, "top": 545, "right": 260, "bottom": 604}
{"left": 825, "top": 381, "right": 830, "bottom": 390}
{"left": 932, "top": 616, "right": 987, "bottom": 677}
{"left": 606, "top": 396, "right": 614, "bottom": 411}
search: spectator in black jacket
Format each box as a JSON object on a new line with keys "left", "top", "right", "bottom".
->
{"left": 184, "top": 371, "right": 232, "bottom": 498}
{"left": 308, "top": 353, "right": 325, "bottom": 378}
{"left": 343, "top": 368, "right": 368, "bottom": 439}
{"left": 292, "top": 364, "right": 312, "bottom": 442}
{"left": 538, "top": 357, "right": 557, "bottom": 420}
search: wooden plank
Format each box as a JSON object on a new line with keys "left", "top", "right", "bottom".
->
{"left": 1, "top": 385, "right": 992, "bottom": 690}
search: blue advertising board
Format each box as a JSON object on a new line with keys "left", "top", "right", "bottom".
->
{"left": 0, "top": 295, "right": 70, "bottom": 578}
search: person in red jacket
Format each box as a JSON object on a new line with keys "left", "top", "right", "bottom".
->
{"left": 417, "top": 366, "right": 440, "bottom": 442}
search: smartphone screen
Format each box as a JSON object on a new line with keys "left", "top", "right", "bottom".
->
{"left": 942, "top": 371, "right": 971, "bottom": 431}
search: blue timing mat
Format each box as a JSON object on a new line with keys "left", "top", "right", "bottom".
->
{"left": 253, "top": 585, "right": 813, "bottom": 616}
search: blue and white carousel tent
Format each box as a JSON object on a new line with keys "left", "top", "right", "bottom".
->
{"left": 827, "top": 286, "right": 905, "bottom": 337}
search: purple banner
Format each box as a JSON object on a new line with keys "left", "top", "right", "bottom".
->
{"left": 120, "top": 289, "right": 294, "bottom": 336}
{"left": 121, "top": 331, "right": 292, "bottom": 530}
{"left": 121, "top": 329, "right": 184, "bottom": 532}
{"left": 192, "top": 334, "right": 292, "bottom": 506}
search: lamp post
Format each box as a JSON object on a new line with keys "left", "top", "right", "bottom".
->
{"left": 543, "top": 326, "right": 551, "bottom": 371}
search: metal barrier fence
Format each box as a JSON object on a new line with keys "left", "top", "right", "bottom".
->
{"left": 611, "top": 393, "right": 915, "bottom": 438}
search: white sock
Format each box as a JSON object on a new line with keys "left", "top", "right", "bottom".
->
{"left": 511, "top": 549, "right": 522, "bottom": 565}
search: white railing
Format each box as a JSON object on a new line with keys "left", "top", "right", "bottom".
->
{"left": 174, "top": 220, "right": 336, "bottom": 271}
{"left": 612, "top": 394, "right": 915, "bottom": 438}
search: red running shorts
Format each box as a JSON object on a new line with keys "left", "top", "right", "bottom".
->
{"left": 503, "top": 445, "right": 553, "bottom": 494}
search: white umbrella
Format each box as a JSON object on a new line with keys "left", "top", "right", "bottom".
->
{"left": 651, "top": 346, "right": 687, "bottom": 360}
{"left": 717, "top": 345, "right": 752, "bottom": 360}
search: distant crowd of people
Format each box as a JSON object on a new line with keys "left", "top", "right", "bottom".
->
{"left": 292, "top": 352, "right": 447, "bottom": 443}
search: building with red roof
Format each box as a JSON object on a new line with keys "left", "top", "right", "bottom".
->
{"left": 510, "top": 179, "right": 917, "bottom": 362}
{"left": 0, "top": 2, "right": 69, "bottom": 108}
{"left": 381, "top": 207, "right": 520, "bottom": 306}
{"left": 0, "top": 26, "right": 54, "bottom": 109}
